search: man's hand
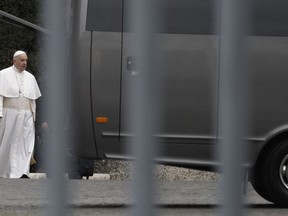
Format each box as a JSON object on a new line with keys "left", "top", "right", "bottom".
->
{"left": 40, "top": 122, "right": 49, "bottom": 131}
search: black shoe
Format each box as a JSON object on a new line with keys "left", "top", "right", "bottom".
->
{"left": 20, "top": 174, "right": 30, "bottom": 179}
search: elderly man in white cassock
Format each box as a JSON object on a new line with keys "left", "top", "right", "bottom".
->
{"left": 0, "top": 50, "right": 41, "bottom": 178}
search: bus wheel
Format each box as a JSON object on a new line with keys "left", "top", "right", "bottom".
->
{"left": 251, "top": 138, "right": 288, "bottom": 207}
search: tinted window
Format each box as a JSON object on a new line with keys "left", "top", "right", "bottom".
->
{"left": 251, "top": 1, "right": 288, "bottom": 36}
{"left": 86, "top": 0, "right": 216, "bottom": 34}
{"left": 86, "top": 0, "right": 123, "bottom": 32}
{"left": 86, "top": 0, "right": 288, "bottom": 36}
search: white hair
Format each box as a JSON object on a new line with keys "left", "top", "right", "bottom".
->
{"left": 13, "top": 50, "right": 26, "bottom": 58}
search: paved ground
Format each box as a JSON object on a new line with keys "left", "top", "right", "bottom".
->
{"left": 0, "top": 177, "right": 281, "bottom": 216}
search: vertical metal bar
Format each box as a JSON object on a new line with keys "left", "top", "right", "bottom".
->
{"left": 126, "top": 0, "right": 161, "bottom": 215}
{"left": 40, "top": 0, "right": 70, "bottom": 215}
{"left": 217, "top": 0, "right": 249, "bottom": 215}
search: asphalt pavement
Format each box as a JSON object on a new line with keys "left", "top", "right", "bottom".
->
{"left": 0, "top": 177, "right": 285, "bottom": 216}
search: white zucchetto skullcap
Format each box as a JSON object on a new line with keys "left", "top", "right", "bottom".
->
{"left": 13, "top": 50, "right": 26, "bottom": 58}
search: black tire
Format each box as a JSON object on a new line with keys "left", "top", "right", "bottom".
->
{"left": 251, "top": 138, "right": 288, "bottom": 207}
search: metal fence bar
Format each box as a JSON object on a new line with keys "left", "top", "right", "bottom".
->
{"left": 40, "top": 0, "right": 70, "bottom": 215}
{"left": 217, "top": 0, "right": 249, "bottom": 215}
{"left": 126, "top": 0, "right": 162, "bottom": 215}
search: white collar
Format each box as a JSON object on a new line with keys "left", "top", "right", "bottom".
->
{"left": 13, "top": 65, "right": 24, "bottom": 74}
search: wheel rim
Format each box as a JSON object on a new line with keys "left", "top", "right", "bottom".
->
{"left": 279, "top": 154, "right": 288, "bottom": 190}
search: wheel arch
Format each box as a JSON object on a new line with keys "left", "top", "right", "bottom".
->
{"left": 253, "top": 125, "right": 288, "bottom": 168}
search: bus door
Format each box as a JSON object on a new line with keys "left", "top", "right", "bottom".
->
{"left": 120, "top": 0, "right": 220, "bottom": 162}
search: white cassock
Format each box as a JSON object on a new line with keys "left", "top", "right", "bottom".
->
{"left": 0, "top": 66, "right": 41, "bottom": 178}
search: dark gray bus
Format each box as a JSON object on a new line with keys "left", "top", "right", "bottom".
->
{"left": 71, "top": 0, "right": 288, "bottom": 206}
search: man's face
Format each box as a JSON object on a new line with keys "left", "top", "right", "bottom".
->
{"left": 13, "top": 54, "right": 28, "bottom": 72}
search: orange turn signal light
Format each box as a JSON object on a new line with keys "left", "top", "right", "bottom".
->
{"left": 96, "top": 117, "right": 109, "bottom": 123}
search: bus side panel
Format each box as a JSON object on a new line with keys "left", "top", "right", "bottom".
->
{"left": 248, "top": 36, "right": 288, "bottom": 138}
